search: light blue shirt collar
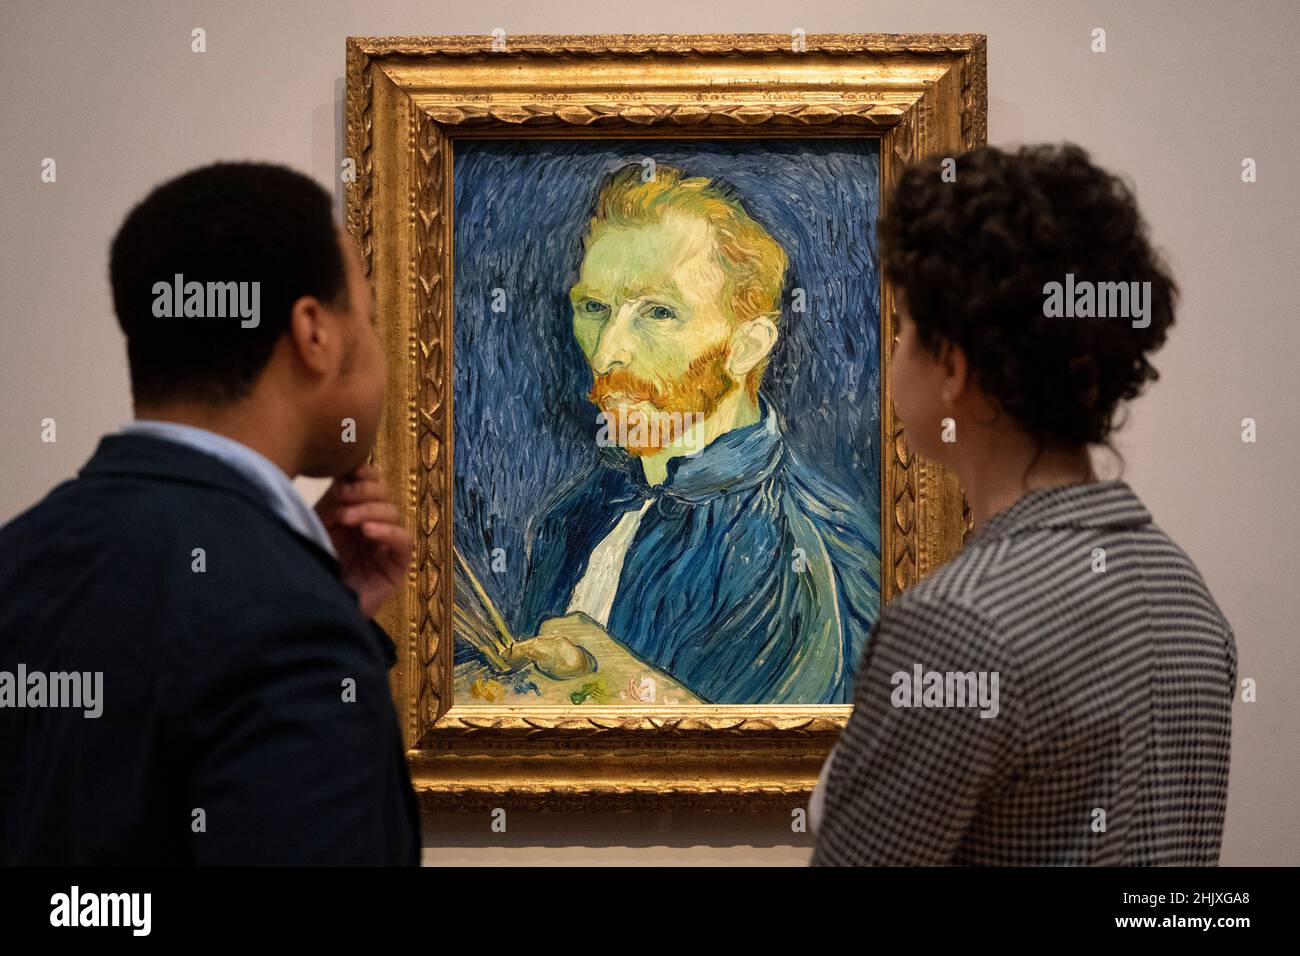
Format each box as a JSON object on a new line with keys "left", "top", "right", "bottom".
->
{"left": 120, "top": 420, "right": 337, "bottom": 558}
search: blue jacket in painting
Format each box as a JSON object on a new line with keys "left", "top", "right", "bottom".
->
{"left": 513, "top": 396, "right": 881, "bottom": 704}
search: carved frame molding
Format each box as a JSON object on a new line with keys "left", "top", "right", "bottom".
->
{"left": 345, "top": 33, "right": 982, "bottom": 811}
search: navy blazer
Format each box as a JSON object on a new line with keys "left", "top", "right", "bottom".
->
{"left": 0, "top": 434, "right": 420, "bottom": 865}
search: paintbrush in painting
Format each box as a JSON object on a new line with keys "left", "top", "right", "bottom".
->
{"left": 452, "top": 546, "right": 516, "bottom": 673}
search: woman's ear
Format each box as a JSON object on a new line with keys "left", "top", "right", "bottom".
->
{"left": 727, "top": 314, "right": 779, "bottom": 378}
{"left": 938, "top": 338, "right": 970, "bottom": 404}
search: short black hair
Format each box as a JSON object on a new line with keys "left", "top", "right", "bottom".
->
{"left": 109, "top": 162, "right": 347, "bottom": 405}
{"left": 880, "top": 143, "right": 1178, "bottom": 447}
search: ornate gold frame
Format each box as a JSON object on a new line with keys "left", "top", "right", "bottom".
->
{"left": 345, "top": 33, "right": 982, "bottom": 811}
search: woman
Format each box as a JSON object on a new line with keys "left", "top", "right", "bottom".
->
{"left": 810, "top": 144, "right": 1236, "bottom": 866}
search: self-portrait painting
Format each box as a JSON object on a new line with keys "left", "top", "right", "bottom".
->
{"left": 349, "top": 34, "right": 981, "bottom": 804}
{"left": 451, "top": 138, "right": 883, "bottom": 707}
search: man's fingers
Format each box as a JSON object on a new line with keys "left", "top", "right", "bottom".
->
{"left": 360, "top": 521, "right": 412, "bottom": 555}
{"left": 333, "top": 478, "right": 387, "bottom": 503}
{"left": 346, "top": 463, "right": 380, "bottom": 483}
{"left": 326, "top": 463, "right": 379, "bottom": 492}
{"left": 337, "top": 501, "right": 400, "bottom": 526}
{"left": 318, "top": 464, "right": 376, "bottom": 501}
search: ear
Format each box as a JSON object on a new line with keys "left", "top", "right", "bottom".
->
{"left": 726, "top": 313, "right": 779, "bottom": 379}
{"left": 938, "top": 338, "right": 971, "bottom": 404}
{"left": 286, "top": 294, "right": 339, "bottom": 377}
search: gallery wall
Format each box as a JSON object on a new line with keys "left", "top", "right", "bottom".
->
{"left": 1, "top": 0, "right": 1295, "bottom": 865}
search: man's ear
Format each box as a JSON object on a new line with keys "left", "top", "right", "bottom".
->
{"left": 727, "top": 313, "right": 779, "bottom": 378}
{"left": 286, "top": 295, "right": 338, "bottom": 377}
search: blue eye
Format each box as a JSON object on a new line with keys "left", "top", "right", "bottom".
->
{"left": 645, "top": 304, "right": 676, "bottom": 322}
{"left": 579, "top": 299, "right": 608, "bottom": 317}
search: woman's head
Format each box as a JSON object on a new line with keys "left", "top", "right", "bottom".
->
{"left": 881, "top": 143, "right": 1177, "bottom": 467}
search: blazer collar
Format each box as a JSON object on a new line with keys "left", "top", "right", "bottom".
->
{"left": 79, "top": 433, "right": 342, "bottom": 575}
{"left": 967, "top": 479, "right": 1153, "bottom": 546}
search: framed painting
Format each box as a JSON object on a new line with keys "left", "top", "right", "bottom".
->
{"left": 345, "top": 33, "right": 981, "bottom": 810}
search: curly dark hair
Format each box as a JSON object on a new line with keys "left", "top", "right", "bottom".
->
{"left": 879, "top": 143, "right": 1178, "bottom": 447}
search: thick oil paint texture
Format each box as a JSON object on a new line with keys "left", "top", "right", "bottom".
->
{"left": 452, "top": 138, "right": 882, "bottom": 704}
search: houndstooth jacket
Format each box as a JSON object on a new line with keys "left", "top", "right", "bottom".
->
{"left": 811, "top": 480, "right": 1236, "bottom": 866}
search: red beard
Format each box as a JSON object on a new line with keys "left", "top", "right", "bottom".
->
{"left": 588, "top": 341, "right": 734, "bottom": 456}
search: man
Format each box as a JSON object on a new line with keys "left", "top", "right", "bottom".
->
{"left": 480, "top": 164, "right": 880, "bottom": 705}
{"left": 0, "top": 163, "right": 419, "bottom": 865}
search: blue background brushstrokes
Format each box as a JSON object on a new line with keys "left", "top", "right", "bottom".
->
{"left": 452, "top": 137, "right": 881, "bottom": 618}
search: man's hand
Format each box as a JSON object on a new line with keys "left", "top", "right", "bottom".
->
{"left": 505, "top": 613, "right": 604, "bottom": 679}
{"left": 314, "top": 464, "right": 412, "bottom": 617}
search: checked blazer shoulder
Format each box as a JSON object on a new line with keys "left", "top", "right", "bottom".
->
{"left": 811, "top": 480, "right": 1236, "bottom": 866}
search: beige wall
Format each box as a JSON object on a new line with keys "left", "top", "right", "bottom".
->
{"left": 2, "top": 0, "right": 1295, "bottom": 866}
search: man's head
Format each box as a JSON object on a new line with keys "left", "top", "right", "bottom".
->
{"left": 109, "top": 162, "right": 385, "bottom": 477}
{"left": 570, "top": 164, "right": 787, "bottom": 455}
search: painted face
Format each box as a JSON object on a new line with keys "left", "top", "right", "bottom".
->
{"left": 571, "top": 212, "right": 737, "bottom": 455}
